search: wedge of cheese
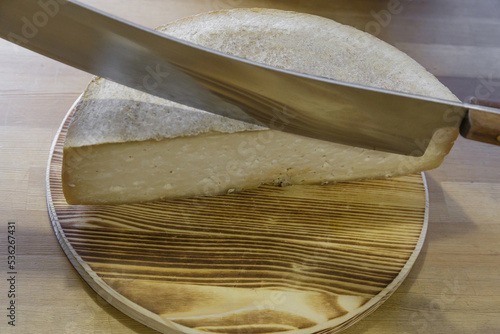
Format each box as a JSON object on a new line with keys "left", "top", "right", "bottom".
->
{"left": 62, "top": 8, "right": 459, "bottom": 205}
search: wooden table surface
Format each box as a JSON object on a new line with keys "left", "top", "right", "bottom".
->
{"left": 1, "top": 0, "right": 499, "bottom": 333}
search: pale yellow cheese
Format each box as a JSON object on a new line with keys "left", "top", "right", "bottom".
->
{"left": 62, "top": 8, "right": 459, "bottom": 205}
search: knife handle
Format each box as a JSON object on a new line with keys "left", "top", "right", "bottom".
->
{"left": 460, "top": 98, "right": 500, "bottom": 146}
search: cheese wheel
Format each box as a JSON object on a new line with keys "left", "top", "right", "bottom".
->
{"left": 62, "top": 8, "right": 459, "bottom": 205}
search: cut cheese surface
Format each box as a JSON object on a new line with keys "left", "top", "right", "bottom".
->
{"left": 62, "top": 8, "right": 460, "bottom": 205}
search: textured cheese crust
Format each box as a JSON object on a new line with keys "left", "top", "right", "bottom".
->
{"left": 62, "top": 8, "right": 460, "bottom": 205}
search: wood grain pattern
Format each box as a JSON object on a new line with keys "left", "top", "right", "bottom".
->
{"left": 47, "top": 105, "right": 428, "bottom": 334}
{"left": 2, "top": 1, "right": 500, "bottom": 333}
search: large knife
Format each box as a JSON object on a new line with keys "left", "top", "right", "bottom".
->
{"left": 1, "top": 0, "right": 499, "bottom": 156}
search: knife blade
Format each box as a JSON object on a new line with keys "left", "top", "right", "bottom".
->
{"left": 1, "top": 0, "right": 499, "bottom": 156}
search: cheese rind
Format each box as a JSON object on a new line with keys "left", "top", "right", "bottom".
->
{"left": 62, "top": 8, "right": 460, "bottom": 205}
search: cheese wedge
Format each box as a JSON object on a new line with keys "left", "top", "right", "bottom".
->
{"left": 62, "top": 8, "right": 459, "bottom": 205}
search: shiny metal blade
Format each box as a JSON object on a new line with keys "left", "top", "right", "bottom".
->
{"left": 0, "top": 0, "right": 473, "bottom": 156}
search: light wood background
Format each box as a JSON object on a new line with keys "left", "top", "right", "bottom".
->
{"left": 0, "top": 0, "right": 499, "bottom": 333}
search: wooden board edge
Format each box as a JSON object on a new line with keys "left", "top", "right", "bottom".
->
{"left": 292, "top": 172, "right": 429, "bottom": 334}
{"left": 45, "top": 95, "right": 186, "bottom": 334}
{"left": 45, "top": 97, "right": 429, "bottom": 334}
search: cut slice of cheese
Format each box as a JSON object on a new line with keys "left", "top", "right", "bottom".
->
{"left": 62, "top": 8, "right": 459, "bottom": 205}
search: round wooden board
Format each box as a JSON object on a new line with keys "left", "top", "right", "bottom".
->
{"left": 47, "top": 101, "right": 428, "bottom": 334}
